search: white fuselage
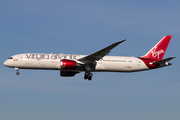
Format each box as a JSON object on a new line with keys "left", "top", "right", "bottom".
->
{"left": 4, "top": 53, "right": 150, "bottom": 72}
{"left": 3, "top": 36, "right": 174, "bottom": 80}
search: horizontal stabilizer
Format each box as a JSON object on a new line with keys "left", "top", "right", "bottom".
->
{"left": 153, "top": 57, "right": 175, "bottom": 65}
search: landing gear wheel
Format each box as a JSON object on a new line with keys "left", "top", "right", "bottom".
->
{"left": 84, "top": 72, "right": 88, "bottom": 80}
{"left": 84, "top": 72, "right": 93, "bottom": 81}
{"left": 89, "top": 73, "right": 93, "bottom": 77}
{"left": 85, "top": 72, "right": 89, "bottom": 76}
{"left": 88, "top": 76, "right": 92, "bottom": 81}
{"left": 16, "top": 71, "right": 20, "bottom": 75}
{"left": 15, "top": 68, "right": 19, "bottom": 75}
{"left": 84, "top": 75, "right": 88, "bottom": 80}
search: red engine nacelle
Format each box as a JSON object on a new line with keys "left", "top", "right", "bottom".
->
{"left": 60, "top": 59, "right": 76, "bottom": 69}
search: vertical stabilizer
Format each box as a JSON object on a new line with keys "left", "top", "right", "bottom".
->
{"left": 142, "top": 35, "right": 172, "bottom": 60}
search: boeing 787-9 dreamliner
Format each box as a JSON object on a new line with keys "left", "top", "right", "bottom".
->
{"left": 4, "top": 35, "right": 175, "bottom": 80}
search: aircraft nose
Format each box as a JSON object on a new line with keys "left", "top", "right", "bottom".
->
{"left": 3, "top": 60, "right": 8, "bottom": 66}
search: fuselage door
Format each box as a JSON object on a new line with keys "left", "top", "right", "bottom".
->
{"left": 137, "top": 59, "right": 141, "bottom": 66}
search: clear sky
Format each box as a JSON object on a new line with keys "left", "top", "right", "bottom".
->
{"left": 0, "top": 0, "right": 180, "bottom": 120}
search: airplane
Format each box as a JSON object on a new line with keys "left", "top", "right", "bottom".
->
{"left": 4, "top": 35, "right": 175, "bottom": 80}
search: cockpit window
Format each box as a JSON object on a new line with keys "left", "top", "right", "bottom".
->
{"left": 8, "top": 57, "right": 13, "bottom": 59}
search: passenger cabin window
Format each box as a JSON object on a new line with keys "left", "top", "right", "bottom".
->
{"left": 8, "top": 57, "right": 13, "bottom": 59}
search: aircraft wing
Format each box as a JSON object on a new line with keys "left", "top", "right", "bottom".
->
{"left": 78, "top": 40, "right": 126, "bottom": 63}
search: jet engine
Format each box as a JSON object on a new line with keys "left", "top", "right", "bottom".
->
{"left": 60, "top": 59, "right": 76, "bottom": 69}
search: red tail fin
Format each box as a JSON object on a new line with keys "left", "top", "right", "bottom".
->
{"left": 142, "top": 35, "right": 172, "bottom": 60}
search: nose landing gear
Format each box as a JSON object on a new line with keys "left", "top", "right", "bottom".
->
{"left": 84, "top": 72, "right": 93, "bottom": 81}
{"left": 15, "top": 68, "right": 20, "bottom": 75}
{"left": 16, "top": 71, "right": 20, "bottom": 75}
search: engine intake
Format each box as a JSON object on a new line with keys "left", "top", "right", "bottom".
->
{"left": 60, "top": 59, "right": 76, "bottom": 69}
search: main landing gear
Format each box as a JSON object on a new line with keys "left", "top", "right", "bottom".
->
{"left": 15, "top": 68, "right": 20, "bottom": 75}
{"left": 84, "top": 72, "right": 93, "bottom": 81}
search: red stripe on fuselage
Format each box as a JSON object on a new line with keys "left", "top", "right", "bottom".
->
{"left": 138, "top": 57, "right": 159, "bottom": 69}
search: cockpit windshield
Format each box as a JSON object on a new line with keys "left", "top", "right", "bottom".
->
{"left": 8, "top": 57, "right": 13, "bottom": 59}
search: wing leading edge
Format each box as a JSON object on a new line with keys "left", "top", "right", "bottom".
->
{"left": 78, "top": 39, "right": 126, "bottom": 63}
